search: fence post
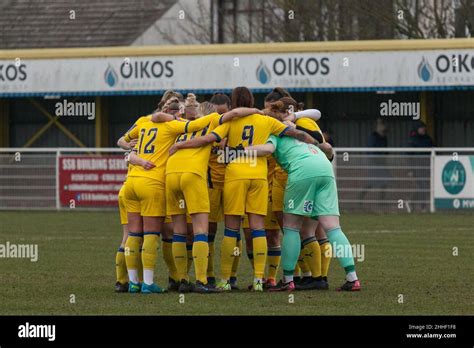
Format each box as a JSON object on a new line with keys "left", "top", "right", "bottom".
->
{"left": 430, "top": 148, "right": 435, "bottom": 213}
{"left": 56, "top": 149, "right": 60, "bottom": 210}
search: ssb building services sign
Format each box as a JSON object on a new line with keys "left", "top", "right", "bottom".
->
{"left": 59, "top": 156, "right": 127, "bottom": 207}
{"left": 434, "top": 156, "right": 474, "bottom": 209}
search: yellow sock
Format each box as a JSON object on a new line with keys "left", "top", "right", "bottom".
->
{"left": 267, "top": 246, "right": 281, "bottom": 281}
{"left": 207, "top": 234, "right": 215, "bottom": 278}
{"left": 162, "top": 238, "right": 179, "bottom": 281}
{"left": 141, "top": 233, "right": 160, "bottom": 284}
{"left": 124, "top": 232, "right": 143, "bottom": 284}
{"left": 115, "top": 247, "right": 128, "bottom": 284}
{"left": 220, "top": 227, "right": 239, "bottom": 281}
{"left": 193, "top": 234, "right": 209, "bottom": 284}
{"left": 252, "top": 229, "right": 267, "bottom": 279}
{"left": 297, "top": 246, "right": 311, "bottom": 275}
{"left": 302, "top": 237, "right": 321, "bottom": 278}
{"left": 294, "top": 263, "right": 301, "bottom": 276}
{"left": 173, "top": 234, "right": 188, "bottom": 281}
{"left": 231, "top": 238, "right": 242, "bottom": 278}
{"left": 186, "top": 245, "right": 193, "bottom": 274}
{"left": 319, "top": 239, "right": 332, "bottom": 278}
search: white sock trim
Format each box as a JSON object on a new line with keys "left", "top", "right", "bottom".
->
{"left": 346, "top": 271, "right": 358, "bottom": 282}
{"left": 143, "top": 269, "right": 154, "bottom": 285}
{"left": 128, "top": 269, "right": 139, "bottom": 284}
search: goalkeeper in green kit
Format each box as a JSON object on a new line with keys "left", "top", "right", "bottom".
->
{"left": 243, "top": 129, "right": 361, "bottom": 292}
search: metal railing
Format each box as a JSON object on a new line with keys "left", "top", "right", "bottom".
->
{"left": 0, "top": 147, "right": 473, "bottom": 213}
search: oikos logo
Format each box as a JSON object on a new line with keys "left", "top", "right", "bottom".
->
{"left": 418, "top": 53, "right": 474, "bottom": 82}
{"left": 104, "top": 59, "right": 174, "bottom": 87}
{"left": 256, "top": 57, "right": 330, "bottom": 84}
{"left": 442, "top": 160, "right": 466, "bottom": 195}
{"left": 0, "top": 63, "right": 27, "bottom": 82}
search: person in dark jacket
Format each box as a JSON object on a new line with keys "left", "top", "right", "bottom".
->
{"left": 408, "top": 120, "right": 434, "bottom": 147}
{"left": 368, "top": 118, "right": 388, "bottom": 148}
{"left": 359, "top": 118, "right": 389, "bottom": 203}
{"left": 407, "top": 120, "right": 433, "bottom": 212}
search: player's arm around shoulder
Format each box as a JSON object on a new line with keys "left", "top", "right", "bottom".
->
{"left": 219, "top": 107, "right": 263, "bottom": 124}
{"left": 169, "top": 132, "right": 219, "bottom": 155}
{"left": 281, "top": 121, "right": 318, "bottom": 146}
{"left": 175, "top": 112, "right": 216, "bottom": 134}
{"left": 318, "top": 142, "right": 335, "bottom": 162}
{"left": 245, "top": 135, "right": 277, "bottom": 157}
{"left": 128, "top": 151, "right": 156, "bottom": 170}
{"left": 150, "top": 111, "right": 177, "bottom": 123}
{"left": 117, "top": 136, "right": 136, "bottom": 150}
{"left": 244, "top": 143, "right": 276, "bottom": 157}
{"left": 168, "top": 112, "right": 238, "bottom": 155}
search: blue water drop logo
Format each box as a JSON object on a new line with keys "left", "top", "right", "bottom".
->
{"left": 104, "top": 65, "right": 118, "bottom": 87}
{"left": 417, "top": 57, "right": 433, "bottom": 82}
{"left": 256, "top": 61, "right": 271, "bottom": 84}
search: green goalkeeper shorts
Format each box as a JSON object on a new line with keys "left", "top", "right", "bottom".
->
{"left": 283, "top": 176, "right": 340, "bottom": 218}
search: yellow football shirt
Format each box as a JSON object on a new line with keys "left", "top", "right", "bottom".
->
{"left": 208, "top": 147, "right": 225, "bottom": 188}
{"left": 128, "top": 115, "right": 213, "bottom": 182}
{"left": 211, "top": 114, "right": 288, "bottom": 181}
{"left": 122, "top": 115, "right": 152, "bottom": 177}
{"left": 166, "top": 113, "right": 221, "bottom": 179}
{"left": 295, "top": 118, "right": 325, "bottom": 142}
{"left": 123, "top": 115, "right": 152, "bottom": 142}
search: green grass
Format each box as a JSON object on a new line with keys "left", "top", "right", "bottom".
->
{"left": 0, "top": 211, "right": 472, "bottom": 315}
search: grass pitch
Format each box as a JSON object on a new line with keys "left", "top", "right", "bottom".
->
{"left": 0, "top": 211, "right": 472, "bottom": 315}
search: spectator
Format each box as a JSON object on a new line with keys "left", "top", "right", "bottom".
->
{"left": 408, "top": 120, "right": 434, "bottom": 147}
{"left": 359, "top": 118, "right": 389, "bottom": 205}
{"left": 368, "top": 118, "right": 387, "bottom": 148}
{"left": 407, "top": 120, "right": 433, "bottom": 212}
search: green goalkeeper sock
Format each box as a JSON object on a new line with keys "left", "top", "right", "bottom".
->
{"left": 326, "top": 227, "right": 358, "bottom": 281}
{"left": 281, "top": 227, "right": 301, "bottom": 282}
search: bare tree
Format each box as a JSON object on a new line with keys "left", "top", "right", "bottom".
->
{"left": 154, "top": 0, "right": 471, "bottom": 45}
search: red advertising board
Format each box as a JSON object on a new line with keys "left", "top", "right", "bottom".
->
{"left": 59, "top": 155, "right": 127, "bottom": 207}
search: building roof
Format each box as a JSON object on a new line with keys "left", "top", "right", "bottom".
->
{"left": 0, "top": 0, "right": 176, "bottom": 49}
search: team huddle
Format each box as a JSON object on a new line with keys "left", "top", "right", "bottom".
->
{"left": 114, "top": 87, "right": 361, "bottom": 294}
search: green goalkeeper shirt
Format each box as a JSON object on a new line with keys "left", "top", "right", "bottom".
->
{"left": 267, "top": 135, "right": 334, "bottom": 183}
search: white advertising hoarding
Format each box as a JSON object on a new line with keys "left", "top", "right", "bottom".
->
{"left": 434, "top": 155, "right": 474, "bottom": 209}
{"left": 1, "top": 49, "right": 474, "bottom": 96}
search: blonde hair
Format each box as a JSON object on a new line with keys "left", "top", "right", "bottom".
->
{"left": 158, "top": 90, "right": 183, "bottom": 110}
{"left": 185, "top": 93, "right": 199, "bottom": 108}
{"left": 198, "top": 101, "right": 216, "bottom": 118}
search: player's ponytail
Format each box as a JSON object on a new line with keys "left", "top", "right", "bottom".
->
{"left": 185, "top": 93, "right": 199, "bottom": 108}
{"left": 270, "top": 100, "right": 285, "bottom": 113}
{"left": 270, "top": 97, "right": 297, "bottom": 113}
